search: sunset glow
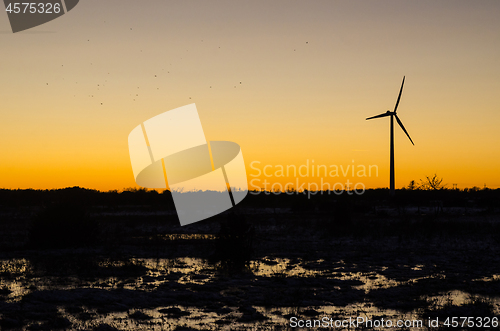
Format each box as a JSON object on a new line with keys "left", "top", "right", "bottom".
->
{"left": 1, "top": 0, "right": 499, "bottom": 191}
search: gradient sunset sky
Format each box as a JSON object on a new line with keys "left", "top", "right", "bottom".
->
{"left": 1, "top": 0, "right": 499, "bottom": 191}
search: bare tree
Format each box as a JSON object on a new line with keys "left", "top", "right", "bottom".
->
{"left": 419, "top": 174, "right": 447, "bottom": 190}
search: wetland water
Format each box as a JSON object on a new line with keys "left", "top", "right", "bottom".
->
{"left": 1, "top": 208, "right": 500, "bottom": 330}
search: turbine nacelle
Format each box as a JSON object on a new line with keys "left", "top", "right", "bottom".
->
{"left": 365, "top": 76, "right": 413, "bottom": 145}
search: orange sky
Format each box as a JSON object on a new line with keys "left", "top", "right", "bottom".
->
{"left": 1, "top": 0, "right": 499, "bottom": 191}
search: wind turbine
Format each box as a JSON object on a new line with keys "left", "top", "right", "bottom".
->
{"left": 366, "top": 76, "right": 414, "bottom": 197}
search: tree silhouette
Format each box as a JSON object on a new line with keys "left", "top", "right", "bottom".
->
{"left": 406, "top": 180, "right": 418, "bottom": 190}
{"left": 420, "top": 174, "right": 447, "bottom": 190}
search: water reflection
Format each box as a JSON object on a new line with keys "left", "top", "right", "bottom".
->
{"left": 1, "top": 256, "right": 500, "bottom": 330}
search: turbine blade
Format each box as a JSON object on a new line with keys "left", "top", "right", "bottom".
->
{"left": 393, "top": 76, "right": 405, "bottom": 113}
{"left": 395, "top": 114, "right": 414, "bottom": 145}
{"left": 366, "top": 112, "right": 391, "bottom": 120}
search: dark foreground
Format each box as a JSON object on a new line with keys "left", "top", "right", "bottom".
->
{"left": 1, "top": 189, "right": 500, "bottom": 330}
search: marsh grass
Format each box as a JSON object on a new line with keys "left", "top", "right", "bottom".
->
{"left": 28, "top": 203, "right": 99, "bottom": 249}
{"left": 423, "top": 294, "right": 496, "bottom": 329}
{"left": 211, "top": 213, "right": 255, "bottom": 273}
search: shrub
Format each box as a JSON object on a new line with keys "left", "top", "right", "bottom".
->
{"left": 212, "top": 212, "right": 254, "bottom": 272}
{"left": 29, "top": 202, "right": 99, "bottom": 249}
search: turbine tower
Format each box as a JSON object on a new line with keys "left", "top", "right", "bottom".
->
{"left": 366, "top": 76, "right": 414, "bottom": 197}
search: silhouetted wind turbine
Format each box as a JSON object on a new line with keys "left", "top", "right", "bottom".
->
{"left": 366, "top": 76, "right": 414, "bottom": 197}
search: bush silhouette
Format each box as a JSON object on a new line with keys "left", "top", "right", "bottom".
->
{"left": 29, "top": 203, "right": 98, "bottom": 249}
{"left": 212, "top": 212, "right": 254, "bottom": 272}
{"left": 420, "top": 174, "right": 447, "bottom": 190}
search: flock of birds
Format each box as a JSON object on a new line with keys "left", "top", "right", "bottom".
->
{"left": 45, "top": 27, "right": 310, "bottom": 107}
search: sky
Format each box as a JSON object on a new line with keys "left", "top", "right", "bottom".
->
{"left": 1, "top": 0, "right": 499, "bottom": 191}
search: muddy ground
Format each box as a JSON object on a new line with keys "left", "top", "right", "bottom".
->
{"left": 1, "top": 206, "right": 500, "bottom": 330}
